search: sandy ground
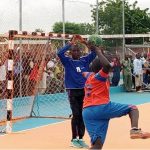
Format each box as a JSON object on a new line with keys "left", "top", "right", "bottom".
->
{"left": 0, "top": 103, "right": 150, "bottom": 150}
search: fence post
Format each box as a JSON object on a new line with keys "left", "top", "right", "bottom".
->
{"left": 6, "top": 30, "right": 17, "bottom": 133}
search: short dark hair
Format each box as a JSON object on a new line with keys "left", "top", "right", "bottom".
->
{"left": 71, "top": 44, "right": 80, "bottom": 51}
{"left": 71, "top": 43, "right": 84, "bottom": 51}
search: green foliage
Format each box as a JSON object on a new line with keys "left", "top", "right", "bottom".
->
{"left": 91, "top": 0, "right": 150, "bottom": 35}
{"left": 52, "top": 22, "right": 95, "bottom": 35}
{"left": 91, "top": 0, "right": 150, "bottom": 45}
{"left": 51, "top": 0, "right": 150, "bottom": 47}
{"left": 79, "top": 23, "right": 96, "bottom": 35}
{"left": 88, "top": 34, "right": 103, "bottom": 46}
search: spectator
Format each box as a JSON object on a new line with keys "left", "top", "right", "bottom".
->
{"left": 22, "top": 53, "right": 32, "bottom": 96}
{"left": 111, "top": 57, "right": 121, "bottom": 86}
{"left": 46, "top": 57, "right": 56, "bottom": 93}
{"left": 122, "top": 54, "right": 133, "bottom": 92}
{"left": 129, "top": 55, "right": 135, "bottom": 89}
{"left": 0, "top": 59, "right": 6, "bottom": 99}
{"left": 146, "top": 53, "right": 150, "bottom": 84}
{"left": 38, "top": 59, "right": 48, "bottom": 95}
{"left": 133, "top": 53, "right": 143, "bottom": 92}
{"left": 55, "top": 72, "right": 65, "bottom": 93}
{"left": 29, "top": 59, "right": 39, "bottom": 95}
{"left": 14, "top": 55, "right": 23, "bottom": 97}
{"left": 142, "top": 53, "right": 149, "bottom": 88}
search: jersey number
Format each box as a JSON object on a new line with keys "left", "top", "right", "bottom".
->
{"left": 76, "top": 67, "right": 81, "bottom": 72}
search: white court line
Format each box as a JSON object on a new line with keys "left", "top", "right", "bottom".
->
{"left": 1, "top": 103, "right": 150, "bottom": 136}
{"left": 0, "top": 120, "right": 68, "bottom": 136}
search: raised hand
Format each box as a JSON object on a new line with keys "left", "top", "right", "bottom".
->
{"left": 70, "top": 35, "right": 86, "bottom": 45}
{"left": 70, "top": 35, "right": 77, "bottom": 45}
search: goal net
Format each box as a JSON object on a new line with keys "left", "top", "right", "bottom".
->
{"left": 125, "top": 44, "right": 150, "bottom": 56}
{"left": 0, "top": 31, "right": 72, "bottom": 133}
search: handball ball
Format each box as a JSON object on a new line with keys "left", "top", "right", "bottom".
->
{"left": 88, "top": 34, "right": 103, "bottom": 47}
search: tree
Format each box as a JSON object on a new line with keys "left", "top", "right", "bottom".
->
{"left": 91, "top": 0, "right": 150, "bottom": 35}
{"left": 125, "top": 1, "right": 150, "bottom": 44}
{"left": 91, "top": 0, "right": 123, "bottom": 35}
{"left": 91, "top": 0, "right": 150, "bottom": 44}
{"left": 52, "top": 22, "right": 95, "bottom": 35}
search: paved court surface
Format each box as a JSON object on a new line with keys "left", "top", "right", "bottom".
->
{"left": 0, "top": 103, "right": 150, "bottom": 149}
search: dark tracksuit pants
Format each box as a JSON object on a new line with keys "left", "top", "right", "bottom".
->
{"left": 67, "top": 89, "right": 85, "bottom": 140}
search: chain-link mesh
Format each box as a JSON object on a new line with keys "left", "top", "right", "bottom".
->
{"left": 0, "top": 33, "right": 126, "bottom": 133}
{"left": 2, "top": 33, "right": 149, "bottom": 133}
{"left": 0, "top": 33, "right": 72, "bottom": 132}
{"left": 30, "top": 38, "right": 71, "bottom": 119}
{"left": 0, "top": 35, "right": 8, "bottom": 132}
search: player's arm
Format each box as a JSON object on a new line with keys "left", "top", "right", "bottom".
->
{"left": 57, "top": 35, "right": 77, "bottom": 65}
{"left": 95, "top": 47, "right": 111, "bottom": 74}
{"left": 57, "top": 44, "right": 71, "bottom": 65}
{"left": 83, "top": 50, "right": 96, "bottom": 64}
{"left": 79, "top": 37, "right": 97, "bottom": 63}
{"left": 57, "top": 34, "right": 81, "bottom": 56}
{"left": 82, "top": 72, "right": 93, "bottom": 79}
{"left": 57, "top": 43, "right": 72, "bottom": 58}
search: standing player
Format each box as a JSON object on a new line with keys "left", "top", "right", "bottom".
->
{"left": 57, "top": 35, "right": 96, "bottom": 148}
{"left": 82, "top": 46, "right": 150, "bottom": 149}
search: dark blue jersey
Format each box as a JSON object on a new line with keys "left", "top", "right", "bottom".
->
{"left": 57, "top": 43, "right": 96, "bottom": 89}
